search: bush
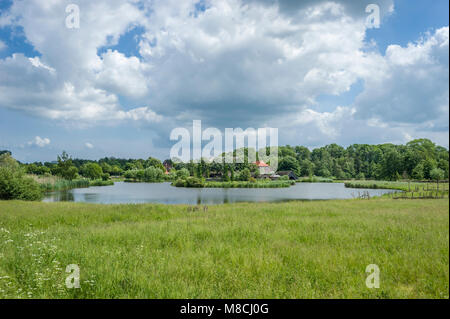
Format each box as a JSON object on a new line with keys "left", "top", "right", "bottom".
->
{"left": 172, "top": 177, "right": 205, "bottom": 188}
{"left": 176, "top": 168, "right": 190, "bottom": 180}
{"left": 174, "top": 179, "right": 187, "bottom": 187}
{"left": 143, "top": 167, "right": 164, "bottom": 182}
{"left": 124, "top": 167, "right": 164, "bottom": 182}
{"left": 0, "top": 166, "right": 43, "bottom": 201}
{"left": 239, "top": 168, "right": 251, "bottom": 181}
{"left": 185, "top": 177, "right": 205, "bottom": 188}
{"left": 89, "top": 179, "right": 114, "bottom": 187}
{"left": 124, "top": 170, "right": 138, "bottom": 180}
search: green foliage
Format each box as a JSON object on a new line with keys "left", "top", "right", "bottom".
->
{"left": 146, "top": 157, "right": 165, "bottom": 171}
{"left": 173, "top": 179, "right": 294, "bottom": 188}
{"left": 412, "top": 163, "right": 425, "bottom": 180}
{"left": 55, "top": 151, "right": 78, "bottom": 181}
{"left": 223, "top": 164, "right": 230, "bottom": 182}
{"left": 173, "top": 177, "right": 205, "bottom": 188}
{"left": 185, "top": 177, "right": 205, "bottom": 188}
{"left": 239, "top": 168, "right": 251, "bottom": 181}
{"left": 0, "top": 199, "right": 448, "bottom": 298}
{"left": 39, "top": 179, "right": 90, "bottom": 192}
{"left": 279, "top": 156, "right": 300, "bottom": 176}
{"left": 174, "top": 179, "right": 187, "bottom": 187}
{"left": 0, "top": 155, "right": 43, "bottom": 201}
{"left": 18, "top": 138, "right": 450, "bottom": 183}
{"left": 124, "top": 167, "right": 165, "bottom": 183}
{"left": 143, "top": 167, "right": 164, "bottom": 182}
{"left": 0, "top": 153, "right": 19, "bottom": 169}
{"left": 430, "top": 168, "right": 445, "bottom": 182}
{"left": 298, "top": 176, "right": 334, "bottom": 183}
{"left": 81, "top": 163, "right": 103, "bottom": 180}
{"left": 176, "top": 168, "right": 190, "bottom": 180}
{"left": 89, "top": 179, "right": 114, "bottom": 187}
{"left": 25, "top": 163, "right": 51, "bottom": 175}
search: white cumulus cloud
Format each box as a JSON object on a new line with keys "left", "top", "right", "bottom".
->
{"left": 0, "top": 0, "right": 448, "bottom": 149}
{"left": 28, "top": 136, "right": 51, "bottom": 148}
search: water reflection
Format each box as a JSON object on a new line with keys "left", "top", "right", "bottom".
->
{"left": 45, "top": 191, "right": 75, "bottom": 202}
{"left": 43, "top": 182, "right": 398, "bottom": 205}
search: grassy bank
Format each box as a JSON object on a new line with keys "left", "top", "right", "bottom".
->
{"left": 204, "top": 180, "right": 295, "bottom": 188}
{"left": 0, "top": 199, "right": 448, "bottom": 299}
{"left": 344, "top": 180, "right": 449, "bottom": 199}
{"left": 343, "top": 180, "right": 448, "bottom": 191}
{"left": 36, "top": 177, "right": 90, "bottom": 192}
{"left": 88, "top": 180, "right": 114, "bottom": 187}
{"left": 31, "top": 175, "right": 114, "bottom": 191}
{"left": 297, "top": 176, "right": 334, "bottom": 183}
{"left": 172, "top": 178, "right": 295, "bottom": 188}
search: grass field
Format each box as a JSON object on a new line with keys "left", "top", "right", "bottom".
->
{"left": 344, "top": 181, "right": 449, "bottom": 199}
{"left": 343, "top": 180, "right": 449, "bottom": 192}
{"left": 0, "top": 199, "right": 448, "bottom": 299}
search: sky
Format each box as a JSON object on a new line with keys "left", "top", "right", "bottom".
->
{"left": 0, "top": 0, "right": 448, "bottom": 163}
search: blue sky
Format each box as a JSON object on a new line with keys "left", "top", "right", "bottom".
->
{"left": 0, "top": 0, "right": 448, "bottom": 162}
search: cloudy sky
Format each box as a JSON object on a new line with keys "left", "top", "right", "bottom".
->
{"left": 0, "top": 0, "right": 448, "bottom": 162}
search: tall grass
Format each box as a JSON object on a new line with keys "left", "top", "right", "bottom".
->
{"left": 298, "top": 176, "right": 334, "bottom": 183}
{"left": 0, "top": 199, "right": 448, "bottom": 299}
{"left": 31, "top": 175, "right": 90, "bottom": 192}
{"left": 204, "top": 180, "right": 295, "bottom": 188}
{"left": 344, "top": 180, "right": 449, "bottom": 191}
{"left": 31, "top": 175, "right": 114, "bottom": 191}
{"left": 89, "top": 180, "right": 114, "bottom": 187}
{"left": 344, "top": 180, "right": 449, "bottom": 199}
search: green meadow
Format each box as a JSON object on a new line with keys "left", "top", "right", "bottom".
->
{"left": 0, "top": 198, "right": 448, "bottom": 299}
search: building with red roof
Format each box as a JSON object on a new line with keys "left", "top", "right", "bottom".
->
{"left": 253, "top": 160, "right": 274, "bottom": 175}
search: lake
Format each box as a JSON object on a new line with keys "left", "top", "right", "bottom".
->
{"left": 43, "top": 182, "right": 397, "bottom": 205}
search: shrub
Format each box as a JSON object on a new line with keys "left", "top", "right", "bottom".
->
{"left": 143, "top": 167, "right": 164, "bottom": 182}
{"left": 176, "top": 168, "right": 190, "bottom": 180}
{"left": 124, "top": 170, "right": 138, "bottom": 180}
{"left": 174, "top": 179, "right": 187, "bottom": 187}
{"left": 0, "top": 166, "right": 43, "bottom": 201}
{"left": 80, "top": 163, "right": 103, "bottom": 180}
{"left": 185, "top": 177, "right": 205, "bottom": 188}
{"left": 89, "top": 179, "right": 114, "bottom": 187}
{"left": 239, "top": 168, "right": 251, "bottom": 181}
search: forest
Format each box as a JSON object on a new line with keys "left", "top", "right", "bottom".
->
{"left": 4, "top": 138, "right": 447, "bottom": 182}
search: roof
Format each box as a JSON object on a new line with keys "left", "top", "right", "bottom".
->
{"left": 277, "top": 171, "right": 294, "bottom": 175}
{"left": 277, "top": 171, "right": 298, "bottom": 180}
{"left": 253, "top": 160, "right": 269, "bottom": 167}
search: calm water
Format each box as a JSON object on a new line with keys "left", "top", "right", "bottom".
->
{"left": 43, "top": 182, "right": 397, "bottom": 205}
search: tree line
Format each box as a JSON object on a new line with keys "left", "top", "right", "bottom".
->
{"left": 2, "top": 138, "right": 449, "bottom": 182}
